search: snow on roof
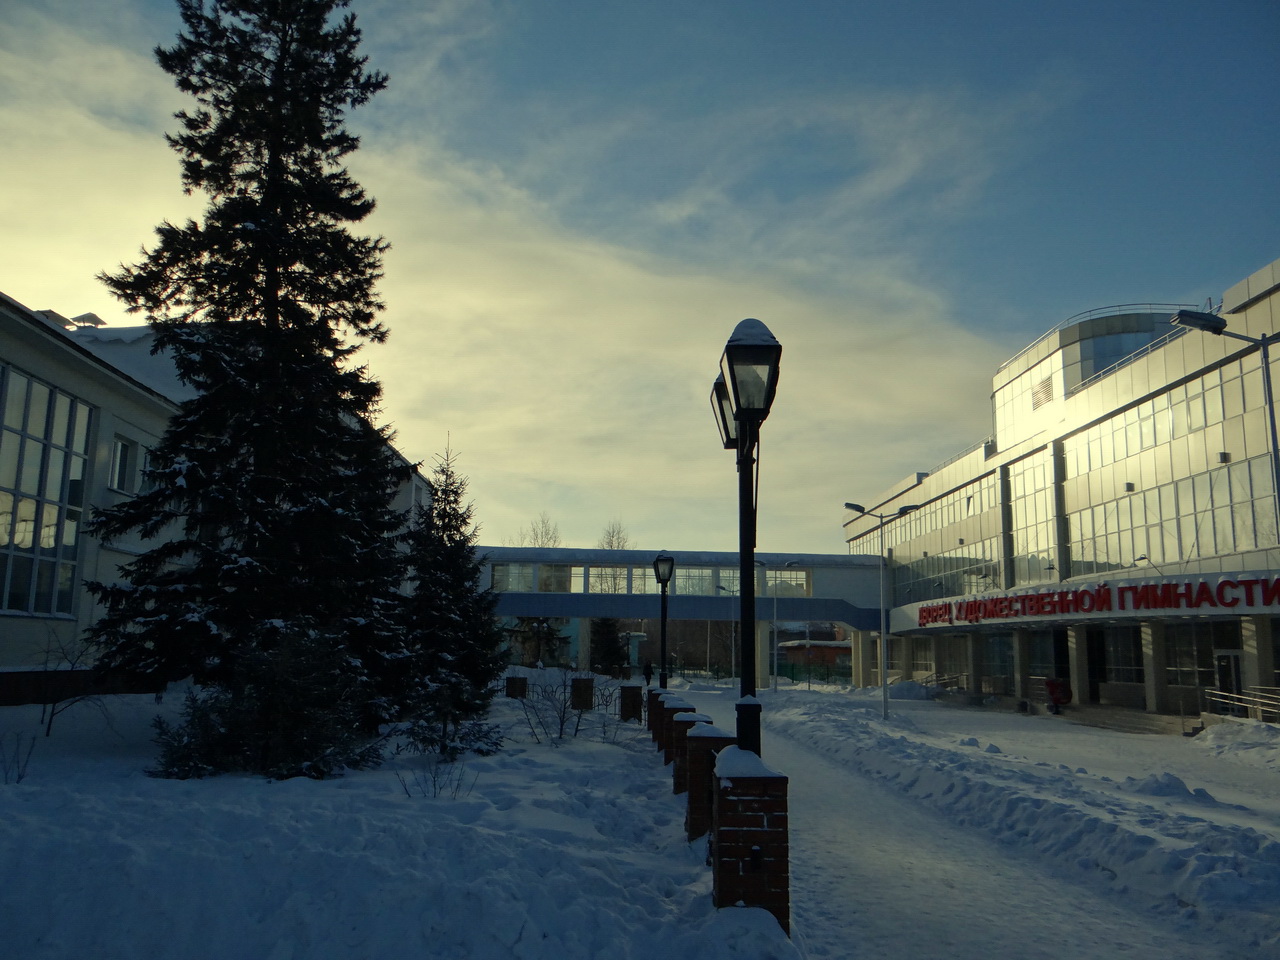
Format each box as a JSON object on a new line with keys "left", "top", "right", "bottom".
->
{"left": 66, "top": 325, "right": 196, "bottom": 403}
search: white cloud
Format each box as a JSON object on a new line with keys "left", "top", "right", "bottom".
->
{"left": 0, "top": 1, "right": 1008, "bottom": 554}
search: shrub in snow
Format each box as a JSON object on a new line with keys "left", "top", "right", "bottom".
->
{"left": 152, "top": 686, "right": 382, "bottom": 780}
{"left": 1, "top": 732, "right": 36, "bottom": 785}
{"left": 400, "top": 717, "right": 503, "bottom": 763}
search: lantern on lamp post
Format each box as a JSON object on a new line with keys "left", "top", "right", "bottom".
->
{"left": 709, "top": 318, "right": 782, "bottom": 756}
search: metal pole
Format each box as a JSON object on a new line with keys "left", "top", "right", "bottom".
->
{"left": 879, "top": 520, "right": 891, "bottom": 721}
{"left": 1261, "top": 337, "right": 1280, "bottom": 540}
{"left": 659, "top": 581, "right": 670, "bottom": 689}
{"left": 772, "top": 585, "right": 779, "bottom": 692}
{"left": 737, "top": 420, "right": 762, "bottom": 755}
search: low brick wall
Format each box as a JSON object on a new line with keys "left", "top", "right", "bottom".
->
{"left": 0, "top": 670, "right": 162, "bottom": 707}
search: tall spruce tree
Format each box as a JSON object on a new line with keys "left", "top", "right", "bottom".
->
{"left": 399, "top": 448, "right": 506, "bottom": 756}
{"left": 87, "top": 0, "right": 408, "bottom": 778}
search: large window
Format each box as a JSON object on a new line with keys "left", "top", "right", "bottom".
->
{"left": 765, "top": 568, "right": 810, "bottom": 597}
{"left": 1164, "top": 621, "right": 1237, "bottom": 689}
{"left": 589, "top": 565, "right": 628, "bottom": 594}
{"left": 1103, "top": 627, "right": 1144, "bottom": 684}
{"left": 0, "top": 367, "right": 93, "bottom": 615}
{"left": 491, "top": 563, "right": 534, "bottom": 592}
{"left": 1009, "top": 451, "right": 1057, "bottom": 587}
{"left": 675, "top": 566, "right": 715, "bottom": 596}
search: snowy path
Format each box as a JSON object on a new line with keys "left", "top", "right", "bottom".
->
{"left": 682, "top": 689, "right": 1246, "bottom": 960}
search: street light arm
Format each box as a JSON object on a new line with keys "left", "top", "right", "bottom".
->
{"left": 1219, "top": 329, "right": 1266, "bottom": 345}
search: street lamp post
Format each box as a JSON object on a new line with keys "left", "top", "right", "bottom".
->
{"left": 653, "top": 553, "right": 675, "bottom": 689}
{"left": 845, "top": 502, "right": 918, "bottom": 721}
{"left": 711, "top": 319, "right": 782, "bottom": 756}
{"left": 753, "top": 559, "right": 777, "bottom": 692}
{"left": 1170, "top": 310, "right": 1280, "bottom": 535}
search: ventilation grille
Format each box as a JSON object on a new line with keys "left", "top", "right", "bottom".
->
{"left": 1031, "top": 376, "right": 1054, "bottom": 409}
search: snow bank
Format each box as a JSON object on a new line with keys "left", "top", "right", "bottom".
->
{"left": 0, "top": 690, "right": 799, "bottom": 960}
{"left": 766, "top": 694, "right": 1280, "bottom": 950}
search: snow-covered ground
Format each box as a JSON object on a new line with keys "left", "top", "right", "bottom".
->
{"left": 684, "top": 683, "right": 1279, "bottom": 959}
{"left": 2, "top": 674, "right": 1276, "bottom": 959}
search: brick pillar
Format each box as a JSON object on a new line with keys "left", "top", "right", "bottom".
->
{"left": 711, "top": 746, "right": 789, "bottom": 935}
{"left": 659, "top": 698, "right": 695, "bottom": 761}
{"left": 570, "top": 676, "right": 594, "bottom": 711}
{"left": 620, "top": 684, "right": 644, "bottom": 723}
{"left": 669, "top": 713, "right": 712, "bottom": 791}
{"left": 685, "top": 724, "right": 736, "bottom": 840}
{"left": 646, "top": 689, "right": 665, "bottom": 735}
{"left": 504, "top": 676, "right": 528, "bottom": 699}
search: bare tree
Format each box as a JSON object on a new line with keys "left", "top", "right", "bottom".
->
{"left": 597, "top": 520, "right": 630, "bottom": 551}
{"left": 505, "top": 511, "right": 562, "bottom": 548}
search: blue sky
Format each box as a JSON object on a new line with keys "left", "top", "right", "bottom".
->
{"left": 2, "top": 0, "right": 1277, "bottom": 553}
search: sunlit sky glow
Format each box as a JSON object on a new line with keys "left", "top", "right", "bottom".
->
{"left": 2, "top": 0, "right": 1277, "bottom": 553}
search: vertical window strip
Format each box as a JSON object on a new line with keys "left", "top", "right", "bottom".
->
{"left": 0, "top": 363, "right": 93, "bottom": 615}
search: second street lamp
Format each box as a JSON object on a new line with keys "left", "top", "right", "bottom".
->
{"left": 653, "top": 553, "right": 675, "bottom": 688}
{"left": 845, "top": 502, "right": 918, "bottom": 721}
{"left": 711, "top": 318, "right": 782, "bottom": 756}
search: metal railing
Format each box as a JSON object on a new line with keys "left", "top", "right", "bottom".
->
{"left": 1202, "top": 687, "right": 1280, "bottom": 722}
{"left": 996, "top": 303, "right": 1198, "bottom": 375}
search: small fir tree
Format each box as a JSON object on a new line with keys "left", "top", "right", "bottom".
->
{"left": 590, "top": 618, "right": 627, "bottom": 673}
{"left": 86, "top": 0, "right": 407, "bottom": 778}
{"left": 399, "top": 448, "right": 506, "bottom": 756}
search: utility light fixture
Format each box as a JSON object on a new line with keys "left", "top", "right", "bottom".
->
{"left": 844, "top": 500, "right": 918, "bottom": 721}
{"left": 1170, "top": 309, "right": 1228, "bottom": 336}
{"left": 653, "top": 553, "right": 675, "bottom": 689}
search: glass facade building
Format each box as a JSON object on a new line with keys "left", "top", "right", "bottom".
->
{"left": 844, "top": 258, "right": 1280, "bottom": 716}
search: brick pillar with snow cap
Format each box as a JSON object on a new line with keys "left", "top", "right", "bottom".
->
{"left": 669, "top": 712, "right": 713, "bottom": 791}
{"left": 711, "top": 745, "right": 789, "bottom": 935}
{"left": 685, "top": 723, "right": 737, "bottom": 840}
{"left": 658, "top": 697, "right": 695, "bottom": 761}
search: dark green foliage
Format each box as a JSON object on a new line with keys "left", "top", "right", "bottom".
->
{"left": 88, "top": 0, "right": 405, "bottom": 777}
{"left": 512, "top": 618, "right": 568, "bottom": 667}
{"left": 590, "top": 618, "right": 627, "bottom": 672}
{"left": 398, "top": 448, "right": 507, "bottom": 750}
{"left": 399, "top": 717, "right": 503, "bottom": 763}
